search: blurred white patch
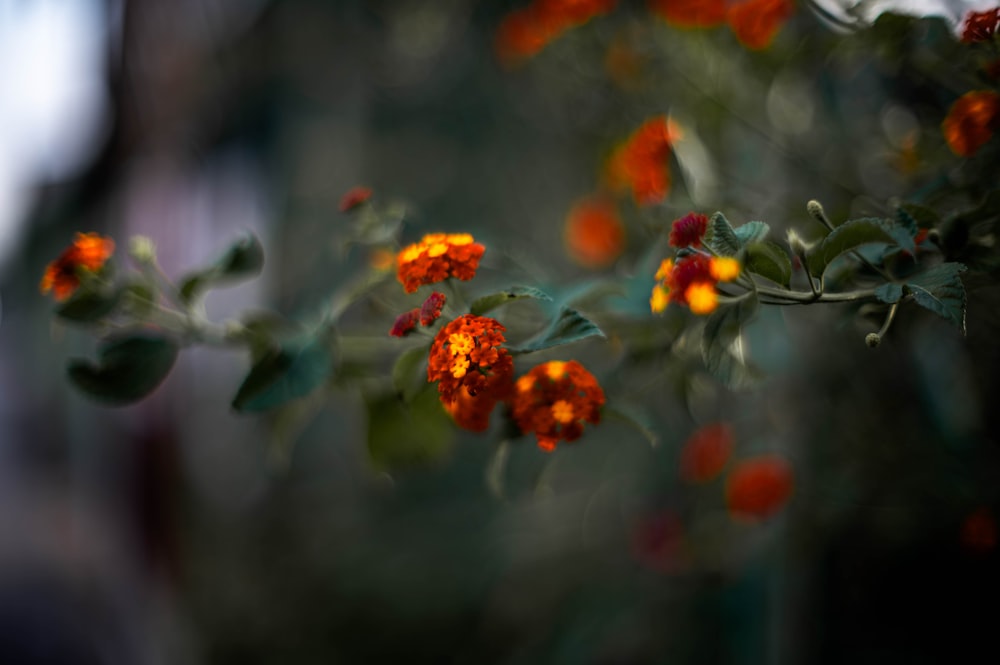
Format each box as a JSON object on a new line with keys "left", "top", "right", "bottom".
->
{"left": 881, "top": 103, "right": 920, "bottom": 148}
{"left": 806, "top": 0, "right": 1000, "bottom": 31}
{"left": 0, "top": 0, "right": 113, "bottom": 269}
{"left": 670, "top": 120, "right": 719, "bottom": 206}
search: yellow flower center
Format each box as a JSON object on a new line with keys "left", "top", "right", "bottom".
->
{"left": 517, "top": 375, "right": 535, "bottom": 392}
{"left": 650, "top": 285, "right": 669, "bottom": 313}
{"left": 686, "top": 282, "right": 718, "bottom": 315}
{"left": 654, "top": 258, "right": 673, "bottom": 282}
{"left": 399, "top": 244, "right": 424, "bottom": 264}
{"left": 552, "top": 400, "right": 575, "bottom": 424}
{"left": 447, "top": 233, "right": 473, "bottom": 246}
{"left": 448, "top": 332, "right": 475, "bottom": 356}
{"left": 427, "top": 242, "right": 449, "bottom": 258}
{"left": 451, "top": 357, "right": 470, "bottom": 378}
{"left": 546, "top": 361, "right": 567, "bottom": 380}
{"left": 709, "top": 257, "right": 740, "bottom": 282}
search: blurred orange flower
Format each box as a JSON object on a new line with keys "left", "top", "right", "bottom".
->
{"left": 607, "top": 116, "right": 680, "bottom": 206}
{"left": 564, "top": 195, "right": 625, "bottom": 268}
{"left": 496, "top": 0, "right": 617, "bottom": 65}
{"left": 943, "top": 90, "right": 1000, "bottom": 157}
{"left": 650, "top": 253, "right": 740, "bottom": 315}
{"left": 396, "top": 233, "right": 485, "bottom": 293}
{"left": 725, "top": 456, "right": 793, "bottom": 520}
{"left": 648, "top": 0, "right": 726, "bottom": 28}
{"left": 511, "top": 360, "right": 605, "bottom": 452}
{"left": 679, "top": 423, "right": 735, "bottom": 483}
{"left": 428, "top": 314, "right": 513, "bottom": 406}
{"left": 726, "top": 0, "right": 793, "bottom": 50}
{"left": 40, "top": 232, "right": 115, "bottom": 301}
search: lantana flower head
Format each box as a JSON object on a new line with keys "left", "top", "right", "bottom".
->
{"left": 943, "top": 90, "right": 1000, "bottom": 157}
{"left": 725, "top": 456, "right": 793, "bottom": 520}
{"left": 40, "top": 232, "right": 116, "bottom": 301}
{"left": 419, "top": 291, "right": 447, "bottom": 326}
{"left": 607, "top": 116, "right": 680, "bottom": 206}
{"left": 564, "top": 195, "right": 625, "bottom": 268}
{"left": 679, "top": 422, "right": 735, "bottom": 483}
{"left": 389, "top": 309, "right": 421, "bottom": 337}
{"left": 339, "top": 186, "right": 372, "bottom": 212}
{"left": 961, "top": 8, "right": 1000, "bottom": 44}
{"left": 396, "top": 233, "right": 486, "bottom": 293}
{"left": 427, "top": 314, "right": 513, "bottom": 405}
{"left": 668, "top": 212, "right": 709, "bottom": 248}
{"left": 511, "top": 360, "right": 605, "bottom": 452}
{"left": 650, "top": 253, "right": 740, "bottom": 315}
{"left": 726, "top": 0, "right": 794, "bottom": 50}
{"left": 496, "top": 0, "right": 618, "bottom": 65}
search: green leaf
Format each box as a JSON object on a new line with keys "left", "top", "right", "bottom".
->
{"left": 806, "top": 217, "right": 900, "bottom": 277}
{"left": 744, "top": 241, "right": 792, "bottom": 287}
{"left": 469, "top": 286, "right": 552, "bottom": 316}
{"left": 905, "top": 263, "right": 967, "bottom": 333}
{"left": 874, "top": 282, "right": 904, "bottom": 304}
{"left": 120, "top": 282, "right": 156, "bottom": 319}
{"left": 55, "top": 287, "right": 121, "bottom": 323}
{"left": 179, "top": 234, "right": 264, "bottom": 304}
{"left": 733, "top": 220, "right": 770, "bottom": 246}
{"left": 231, "top": 332, "right": 335, "bottom": 412}
{"left": 391, "top": 344, "right": 430, "bottom": 403}
{"left": 508, "top": 306, "right": 605, "bottom": 354}
{"left": 67, "top": 334, "right": 178, "bottom": 405}
{"left": 366, "top": 386, "right": 455, "bottom": 471}
{"left": 701, "top": 294, "right": 761, "bottom": 389}
{"left": 703, "top": 212, "right": 741, "bottom": 257}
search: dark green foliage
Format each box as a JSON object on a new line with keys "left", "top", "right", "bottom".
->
{"left": 67, "top": 334, "right": 178, "bottom": 404}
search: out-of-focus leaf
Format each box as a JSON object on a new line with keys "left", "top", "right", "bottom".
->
{"left": 905, "top": 262, "right": 967, "bottom": 333}
{"left": 703, "top": 212, "right": 740, "bottom": 257}
{"left": 508, "top": 306, "right": 605, "bottom": 354}
{"left": 744, "top": 241, "right": 792, "bottom": 287}
{"left": 67, "top": 334, "right": 178, "bottom": 405}
{"left": 806, "top": 217, "right": 900, "bottom": 277}
{"left": 469, "top": 286, "right": 552, "bottom": 316}
{"left": 366, "top": 386, "right": 454, "bottom": 471}
{"left": 231, "top": 331, "right": 335, "bottom": 412}
{"left": 733, "top": 220, "right": 770, "bottom": 246}
{"left": 55, "top": 287, "right": 121, "bottom": 323}
{"left": 180, "top": 234, "right": 264, "bottom": 304}
{"left": 392, "top": 344, "right": 430, "bottom": 403}
{"left": 874, "top": 282, "right": 904, "bottom": 304}
{"left": 701, "top": 294, "right": 761, "bottom": 389}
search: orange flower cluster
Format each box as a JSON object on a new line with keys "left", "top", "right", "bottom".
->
{"left": 679, "top": 423, "right": 734, "bottom": 483}
{"left": 496, "top": 0, "right": 618, "bottom": 65}
{"left": 339, "top": 185, "right": 372, "bottom": 212}
{"left": 607, "top": 116, "right": 680, "bottom": 206}
{"left": 961, "top": 8, "right": 1000, "bottom": 43}
{"left": 396, "top": 233, "right": 485, "bottom": 293}
{"left": 511, "top": 360, "right": 605, "bottom": 452}
{"left": 564, "top": 195, "right": 625, "bottom": 268}
{"left": 943, "top": 90, "right": 1000, "bottom": 157}
{"left": 725, "top": 456, "right": 793, "bottom": 520}
{"left": 649, "top": 0, "right": 794, "bottom": 50}
{"left": 428, "top": 315, "right": 513, "bottom": 431}
{"left": 40, "top": 232, "right": 115, "bottom": 301}
{"left": 650, "top": 253, "right": 740, "bottom": 315}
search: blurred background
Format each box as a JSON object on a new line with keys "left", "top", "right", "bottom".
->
{"left": 2, "top": 0, "right": 999, "bottom": 663}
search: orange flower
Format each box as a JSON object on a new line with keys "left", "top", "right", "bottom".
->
{"left": 564, "top": 195, "right": 625, "bottom": 268}
{"left": 389, "top": 309, "right": 420, "bottom": 337}
{"left": 679, "top": 423, "right": 734, "bottom": 483}
{"left": 725, "top": 456, "right": 793, "bottom": 520}
{"left": 607, "top": 116, "right": 680, "bottom": 206}
{"left": 650, "top": 253, "right": 740, "bottom": 314}
{"left": 648, "top": 0, "right": 726, "bottom": 28}
{"left": 428, "top": 314, "right": 513, "bottom": 406}
{"left": 40, "top": 232, "right": 115, "bottom": 301}
{"left": 339, "top": 186, "right": 372, "bottom": 212}
{"left": 396, "top": 233, "right": 486, "bottom": 293}
{"left": 511, "top": 360, "right": 605, "bottom": 452}
{"left": 496, "top": 0, "right": 617, "bottom": 65}
{"left": 726, "top": 0, "right": 794, "bottom": 50}
{"left": 943, "top": 90, "right": 1000, "bottom": 157}
{"left": 443, "top": 385, "right": 501, "bottom": 432}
